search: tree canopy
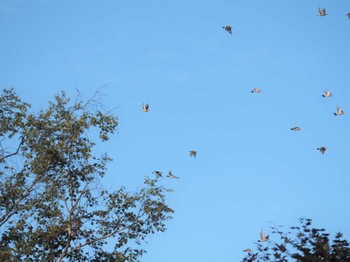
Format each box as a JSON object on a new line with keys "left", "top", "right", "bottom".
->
{"left": 243, "top": 218, "right": 350, "bottom": 262}
{"left": 0, "top": 88, "right": 173, "bottom": 261}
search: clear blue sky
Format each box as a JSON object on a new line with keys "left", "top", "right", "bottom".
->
{"left": 1, "top": 1, "right": 350, "bottom": 261}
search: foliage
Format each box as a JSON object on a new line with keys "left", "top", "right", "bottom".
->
{"left": 0, "top": 88, "right": 174, "bottom": 261}
{"left": 243, "top": 218, "right": 350, "bottom": 262}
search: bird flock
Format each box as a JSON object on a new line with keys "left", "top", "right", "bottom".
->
{"left": 219, "top": 6, "right": 348, "bottom": 254}
{"left": 142, "top": 6, "right": 348, "bottom": 183}
{"left": 140, "top": 5, "right": 348, "bottom": 256}
{"left": 222, "top": 7, "right": 349, "bottom": 163}
{"left": 142, "top": 101, "right": 198, "bottom": 180}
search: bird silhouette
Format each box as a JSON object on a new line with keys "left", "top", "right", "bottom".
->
{"left": 251, "top": 88, "right": 261, "bottom": 93}
{"left": 189, "top": 150, "right": 197, "bottom": 158}
{"left": 259, "top": 229, "right": 269, "bottom": 242}
{"left": 167, "top": 171, "right": 179, "bottom": 179}
{"left": 223, "top": 25, "right": 233, "bottom": 35}
{"left": 141, "top": 103, "right": 149, "bottom": 112}
{"left": 322, "top": 90, "right": 332, "bottom": 97}
{"left": 317, "top": 147, "right": 327, "bottom": 154}
{"left": 318, "top": 7, "right": 327, "bottom": 16}
{"left": 291, "top": 127, "right": 301, "bottom": 131}
{"left": 243, "top": 249, "right": 253, "bottom": 253}
{"left": 152, "top": 171, "right": 162, "bottom": 178}
{"left": 334, "top": 106, "right": 344, "bottom": 116}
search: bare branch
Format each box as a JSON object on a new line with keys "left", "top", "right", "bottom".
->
{"left": 0, "top": 136, "right": 24, "bottom": 162}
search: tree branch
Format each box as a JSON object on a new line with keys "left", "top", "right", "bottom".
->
{"left": 0, "top": 136, "right": 24, "bottom": 162}
{"left": 0, "top": 173, "right": 40, "bottom": 227}
{"left": 57, "top": 182, "right": 92, "bottom": 262}
{"left": 63, "top": 201, "right": 147, "bottom": 259}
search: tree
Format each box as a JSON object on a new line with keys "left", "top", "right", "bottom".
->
{"left": 0, "top": 88, "right": 174, "bottom": 261}
{"left": 243, "top": 218, "right": 350, "bottom": 262}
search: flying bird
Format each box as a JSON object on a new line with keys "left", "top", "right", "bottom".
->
{"left": 243, "top": 249, "right": 253, "bottom": 253}
{"left": 141, "top": 103, "right": 149, "bottom": 112}
{"left": 317, "top": 147, "right": 327, "bottom": 154}
{"left": 291, "top": 127, "right": 301, "bottom": 131}
{"left": 259, "top": 229, "right": 269, "bottom": 242}
{"left": 189, "top": 150, "right": 197, "bottom": 158}
{"left": 318, "top": 7, "right": 327, "bottom": 16}
{"left": 322, "top": 90, "right": 332, "bottom": 97}
{"left": 223, "top": 25, "right": 233, "bottom": 35}
{"left": 167, "top": 171, "right": 179, "bottom": 179}
{"left": 334, "top": 106, "right": 344, "bottom": 116}
{"left": 251, "top": 88, "right": 261, "bottom": 93}
{"left": 152, "top": 171, "right": 162, "bottom": 178}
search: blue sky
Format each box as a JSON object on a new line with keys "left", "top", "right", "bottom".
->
{"left": 1, "top": 0, "right": 350, "bottom": 261}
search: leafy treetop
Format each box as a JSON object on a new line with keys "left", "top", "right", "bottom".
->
{"left": 0, "top": 88, "right": 174, "bottom": 262}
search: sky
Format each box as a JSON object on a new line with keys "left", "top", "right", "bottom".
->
{"left": 1, "top": 0, "right": 350, "bottom": 261}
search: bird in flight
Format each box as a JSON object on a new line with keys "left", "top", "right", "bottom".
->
{"left": 317, "top": 147, "right": 327, "bottom": 154}
{"left": 318, "top": 7, "right": 327, "bottom": 16}
{"left": 141, "top": 103, "right": 149, "bottom": 112}
{"left": 334, "top": 106, "right": 344, "bottom": 116}
{"left": 223, "top": 25, "right": 233, "bottom": 35}
{"left": 189, "top": 150, "right": 197, "bottom": 158}
{"left": 251, "top": 88, "right": 262, "bottom": 93}
{"left": 243, "top": 249, "right": 253, "bottom": 253}
{"left": 152, "top": 171, "right": 162, "bottom": 178}
{"left": 167, "top": 171, "right": 179, "bottom": 179}
{"left": 259, "top": 229, "right": 269, "bottom": 242}
{"left": 291, "top": 127, "right": 301, "bottom": 131}
{"left": 322, "top": 90, "right": 332, "bottom": 97}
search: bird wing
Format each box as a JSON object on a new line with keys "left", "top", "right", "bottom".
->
{"left": 260, "top": 230, "right": 265, "bottom": 240}
{"left": 319, "top": 8, "right": 325, "bottom": 15}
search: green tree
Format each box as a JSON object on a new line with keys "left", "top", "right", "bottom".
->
{"left": 0, "top": 88, "right": 173, "bottom": 261}
{"left": 243, "top": 218, "right": 350, "bottom": 262}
